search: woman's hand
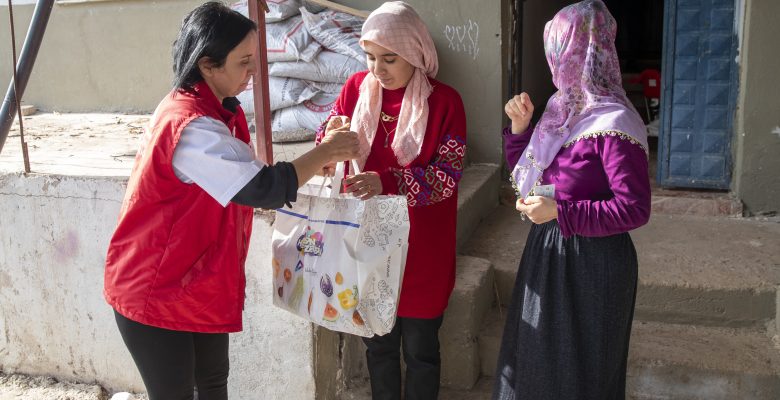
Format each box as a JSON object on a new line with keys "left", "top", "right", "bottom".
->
{"left": 320, "top": 161, "right": 337, "bottom": 176}
{"left": 319, "top": 128, "right": 360, "bottom": 163}
{"left": 505, "top": 93, "right": 534, "bottom": 134}
{"left": 516, "top": 195, "right": 557, "bottom": 224}
{"left": 344, "top": 172, "right": 382, "bottom": 200}
{"left": 326, "top": 115, "right": 350, "bottom": 135}
{"left": 292, "top": 116, "right": 359, "bottom": 187}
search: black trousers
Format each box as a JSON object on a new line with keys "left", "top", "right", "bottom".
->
{"left": 362, "top": 315, "right": 444, "bottom": 400}
{"left": 114, "top": 310, "right": 230, "bottom": 400}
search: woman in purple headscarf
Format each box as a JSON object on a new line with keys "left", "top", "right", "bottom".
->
{"left": 493, "top": 1, "right": 650, "bottom": 399}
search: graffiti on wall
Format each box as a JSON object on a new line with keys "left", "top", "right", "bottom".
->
{"left": 444, "top": 20, "right": 480, "bottom": 59}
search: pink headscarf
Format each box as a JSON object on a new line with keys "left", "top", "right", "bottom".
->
{"left": 351, "top": 1, "right": 439, "bottom": 168}
{"left": 511, "top": 0, "right": 648, "bottom": 198}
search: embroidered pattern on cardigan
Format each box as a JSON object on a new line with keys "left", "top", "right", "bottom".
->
{"left": 394, "top": 135, "right": 466, "bottom": 207}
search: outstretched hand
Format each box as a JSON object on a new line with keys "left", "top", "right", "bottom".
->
{"left": 320, "top": 116, "right": 360, "bottom": 163}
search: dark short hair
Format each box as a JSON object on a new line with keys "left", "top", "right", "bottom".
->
{"left": 172, "top": 1, "right": 257, "bottom": 90}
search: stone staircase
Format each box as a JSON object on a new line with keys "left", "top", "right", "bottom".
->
{"left": 337, "top": 170, "right": 780, "bottom": 399}
{"left": 458, "top": 203, "right": 780, "bottom": 399}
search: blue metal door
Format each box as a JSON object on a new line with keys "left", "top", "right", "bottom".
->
{"left": 658, "top": 0, "right": 739, "bottom": 189}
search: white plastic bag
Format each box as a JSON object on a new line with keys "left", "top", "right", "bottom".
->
{"left": 231, "top": 0, "right": 301, "bottom": 23}
{"left": 266, "top": 16, "right": 322, "bottom": 62}
{"left": 237, "top": 76, "right": 320, "bottom": 114}
{"left": 271, "top": 173, "right": 409, "bottom": 337}
{"left": 231, "top": 1, "right": 319, "bottom": 61}
{"left": 310, "top": 81, "right": 344, "bottom": 94}
{"left": 271, "top": 92, "right": 338, "bottom": 142}
{"left": 300, "top": 8, "right": 366, "bottom": 62}
{"left": 270, "top": 50, "right": 366, "bottom": 83}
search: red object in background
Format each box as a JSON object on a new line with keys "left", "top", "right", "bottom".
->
{"left": 630, "top": 69, "right": 662, "bottom": 99}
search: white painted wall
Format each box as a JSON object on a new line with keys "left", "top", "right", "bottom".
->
{"left": 0, "top": 173, "right": 316, "bottom": 399}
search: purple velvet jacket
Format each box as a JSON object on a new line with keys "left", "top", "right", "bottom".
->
{"left": 504, "top": 126, "right": 651, "bottom": 238}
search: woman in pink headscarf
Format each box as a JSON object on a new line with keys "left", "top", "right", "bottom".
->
{"left": 315, "top": 2, "right": 466, "bottom": 399}
{"left": 493, "top": 1, "right": 650, "bottom": 399}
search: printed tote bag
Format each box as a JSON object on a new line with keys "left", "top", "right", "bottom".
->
{"left": 271, "top": 167, "right": 409, "bottom": 337}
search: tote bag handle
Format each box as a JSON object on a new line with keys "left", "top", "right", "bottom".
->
{"left": 330, "top": 160, "right": 361, "bottom": 198}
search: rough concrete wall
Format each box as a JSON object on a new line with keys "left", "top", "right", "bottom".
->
{"left": 0, "top": 173, "right": 316, "bottom": 399}
{"left": 1, "top": 0, "right": 505, "bottom": 163}
{"left": 234, "top": 211, "right": 317, "bottom": 400}
{"left": 733, "top": 0, "right": 780, "bottom": 214}
{"left": 0, "top": 0, "right": 202, "bottom": 113}
{"left": 334, "top": 0, "right": 505, "bottom": 164}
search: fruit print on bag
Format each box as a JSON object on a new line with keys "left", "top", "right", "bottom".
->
{"left": 320, "top": 274, "right": 334, "bottom": 297}
{"left": 352, "top": 310, "right": 364, "bottom": 326}
{"left": 323, "top": 303, "right": 339, "bottom": 322}
{"left": 288, "top": 276, "right": 305, "bottom": 310}
{"left": 337, "top": 286, "right": 358, "bottom": 310}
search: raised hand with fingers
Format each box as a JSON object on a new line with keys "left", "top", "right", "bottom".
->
{"left": 505, "top": 93, "right": 535, "bottom": 134}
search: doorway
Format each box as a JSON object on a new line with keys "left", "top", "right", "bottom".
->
{"left": 604, "top": 0, "right": 665, "bottom": 184}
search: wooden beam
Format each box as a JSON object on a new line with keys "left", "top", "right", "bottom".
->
{"left": 248, "top": 0, "right": 273, "bottom": 164}
{"left": 306, "top": 0, "right": 370, "bottom": 18}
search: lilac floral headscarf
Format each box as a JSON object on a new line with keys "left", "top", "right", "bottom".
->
{"left": 511, "top": 0, "right": 648, "bottom": 199}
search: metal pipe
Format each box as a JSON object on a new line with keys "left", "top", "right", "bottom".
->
{"left": 0, "top": 0, "right": 55, "bottom": 154}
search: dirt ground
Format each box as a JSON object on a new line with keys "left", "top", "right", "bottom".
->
{"left": 0, "top": 112, "right": 149, "bottom": 176}
{"left": 0, "top": 371, "right": 151, "bottom": 400}
{"left": 0, "top": 372, "right": 102, "bottom": 400}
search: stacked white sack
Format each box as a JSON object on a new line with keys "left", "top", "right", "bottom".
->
{"left": 232, "top": 1, "right": 367, "bottom": 142}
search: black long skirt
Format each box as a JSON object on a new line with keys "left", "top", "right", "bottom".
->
{"left": 492, "top": 220, "right": 638, "bottom": 400}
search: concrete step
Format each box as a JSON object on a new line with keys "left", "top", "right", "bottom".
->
{"left": 335, "top": 256, "right": 496, "bottom": 393}
{"left": 440, "top": 256, "right": 494, "bottom": 390}
{"left": 339, "top": 376, "right": 494, "bottom": 400}
{"left": 456, "top": 163, "right": 501, "bottom": 249}
{"left": 476, "top": 310, "right": 780, "bottom": 399}
{"left": 628, "top": 321, "right": 780, "bottom": 399}
{"left": 631, "top": 214, "right": 780, "bottom": 328}
{"left": 463, "top": 205, "right": 780, "bottom": 328}
{"left": 460, "top": 204, "right": 529, "bottom": 309}
{"left": 477, "top": 308, "right": 504, "bottom": 378}
{"left": 649, "top": 187, "right": 743, "bottom": 217}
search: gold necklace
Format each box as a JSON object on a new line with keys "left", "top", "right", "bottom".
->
{"left": 380, "top": 111, "right": 399, "bottom": 122}
{"left": 380, "top": 119, "right": 396, "bottom": 148}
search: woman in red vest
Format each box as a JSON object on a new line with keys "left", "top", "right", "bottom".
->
{"left": 103, "top": 3, "right": 359, "bottom": 399}
{"left": 316, "top": 2, "right": 467, "bottom": 399}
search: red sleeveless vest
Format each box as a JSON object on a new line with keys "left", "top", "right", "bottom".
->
{"left": 104, "top": 82, "right": 254, "bottom": 333}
